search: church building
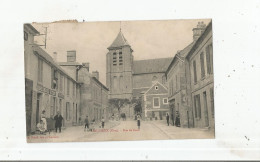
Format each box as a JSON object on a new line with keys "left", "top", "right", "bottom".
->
{"left": 106, "top": 30, "right": 172, "bottom": 100}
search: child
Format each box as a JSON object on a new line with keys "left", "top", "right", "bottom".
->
{"left": 101, "top": 117, "right": 105, "bottom": 128}
{"left": 84, "top": 116, "right": 89, "bottom": 132}
{"left": 37, "top": 120, "right": 46, "bottom": 134}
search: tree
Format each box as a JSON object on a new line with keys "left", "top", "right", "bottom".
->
{"left": 108, "top": 98, "right": 130, "bottom": 114}
{"left": 131, "top": 98, "right": 142, "bottom": 114}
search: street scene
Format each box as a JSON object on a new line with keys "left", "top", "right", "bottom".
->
{"left": 24, "top": 19, "right": 214, "bottom": 143}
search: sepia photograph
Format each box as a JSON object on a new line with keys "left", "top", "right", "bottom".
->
{"left": 24, "top": 19, "right": 214, "bottom": 143}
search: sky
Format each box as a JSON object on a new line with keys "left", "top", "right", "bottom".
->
{"left": 32, "top": 19, "right": 211, "bottom": 85}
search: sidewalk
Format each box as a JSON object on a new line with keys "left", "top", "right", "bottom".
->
{"left": 150, "top": 120, "right": 215, "bottom": 139}
{"left": 27, "top": 120, "right": 120, "bottom": 143}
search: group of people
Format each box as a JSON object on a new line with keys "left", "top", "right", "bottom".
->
{"left": 166, "top": 112, "right": 180, "bottom": 127}
{"left": 36, "top": 110, "right": 63, "bottom": 134}
{"left": 84, "top": 115, "right": 105, "bottom": 132}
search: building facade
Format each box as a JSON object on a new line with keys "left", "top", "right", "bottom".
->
{"left": 24, "top": 24, "right": 80, "bottom": 134}
{"left": 78, "top": 64, "right": 109, "bottom": 122}
{"left": 166, "top": 43, "right": 194, "bottom": 128}
{"left": 141, "top": 82, "right": 169, "bottom": 120}
{"left": 187, "top": 21, "right": 214, "bottom": 129}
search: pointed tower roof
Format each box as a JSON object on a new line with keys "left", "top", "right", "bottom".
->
{"left": 108, "top": 30, "right": 131, "bottom": 50}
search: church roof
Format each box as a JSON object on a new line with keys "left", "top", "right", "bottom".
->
{"left": 133, "top": 57, "right": 173, "bottom": 74}
{"left": 108, "top": 30, "right": 131, "bottom": 49}
{"left": 133, "top": 87, "right": 149, "bottom": 98}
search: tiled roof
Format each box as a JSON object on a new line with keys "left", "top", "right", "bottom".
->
{"left": 133, "top": 87, "right": 149, "bottom": 98}
{"left": 166, "top": 42, "right": 194, "bottom": 74}
{"left": 108, "top": 31, "right": 130, "bottom": 49}
{"left": 33, "top": 46, "right": 77, "bottom": 82}
{"left": 91, "top": 77, "right": 109, "bottom": 91}
{"left": 24, "top": 24, "right": 40, "bottom": 35}
{"left": 133, "top": 57, "right": 173, "bottom": 74}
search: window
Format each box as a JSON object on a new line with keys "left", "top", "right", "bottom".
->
{"left": 152, "top": 76, "right": 158, "bottom": 81}
{"left": 193, "top": 60, "right": 197, "bottom": 84}
{"left": 175, "top": 75, "right": 178, "bottom": 92}
{"left": 194, "top": 94, "right": 201, "bottom": 118}
{"left": 119, "top": 76, "right": 123, "bottom": 91}
{"left": 206, "top": 45, "right": 212, "bottom": 74}
{"left": 113, "top": 76, "right": 117, "bottom": 92}
{"left": 209, "top": 44, "right": 213, "bottom": 74}
{"left": 210, "top": 88, "right": 214, "bottom": 118}
{"left": 67, "top": 78, "right": 70, "bottom": 95}
{"left": 155, "top": 86, "right": 158, "bottom": 90}
{"left": 24, "top": 31, "right": 28, "bottom": 41}
{"left": 37, "top": 58, "right": 43, "bottom": 83}
{"left": 163, "top": 98, "right": 168, "bottom": 104}
{"left": 200, "top": 52, "right": 205, "bottom": 78}
{"left": 51, "top": 68, "right": 58, "bottom": 89}
{"left": 119, "top": 51, "right": 123, "bottom": 65}
{"left": 50, "top": 97, "right": 56, "bottom": 116}
{"left": 73, "top": 83, "right": 75, "bottom": 97}
{"left": 60, "top": 74, "right": 63, "bottom": 92}
{"left": 113, "top": 52, "right": 117, "bottom": 66}
{"left": 153, "top": 97, "right": 160, "bottom": 108}
{"left": 66, "top": 102, "right": 70, "bottom": 120}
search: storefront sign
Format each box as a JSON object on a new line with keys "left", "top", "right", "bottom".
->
{"left": 37, "top": 83, "right": 56, "bottom": 96}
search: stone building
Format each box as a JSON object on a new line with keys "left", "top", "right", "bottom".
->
{"left": 106, "top": 30, "right": 172, "bottom": 100}
{"left": 24, "top": 24, "right": 80, "bottom": 134}
{"left": 141, "top": 81, "right": 169, "bottom": 120}
{"left": 59, "top": 52, "right": 109, "bottom": 122}
{"left": 166, "top": 42, "right": 194, "bottom": 128}
{"left": 186, "top": 21, "right": 214, "bottom": 129}
{"left": 77, "top": 64, "right": 109, "bottom": 122}
{"left": 166, "top": 21, "right": 213, "bottom": 129}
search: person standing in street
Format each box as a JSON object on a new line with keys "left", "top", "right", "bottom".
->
{"left": 137, "top": 114, "right": 141, "bottom": 130}
{"left": 166, "top": 113, "right": 170, "bottom": 126}
{"left": 54, "top": 111, "right": 63, "bottom": 133}
{"left": 40, "top": 110, "right": 47, "bottom": 132}
{"left": 84, "top": 115, "right": 89, "bottom": 131}
{"left": 175, "top": 111, "right": 180, "bottom": 127}
{"left": 101, "top": 116, "right": 105, "bottom": 128}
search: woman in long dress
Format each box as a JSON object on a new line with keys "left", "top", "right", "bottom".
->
{"left": 40, "top": 110, "right": 47, "bottom": 131}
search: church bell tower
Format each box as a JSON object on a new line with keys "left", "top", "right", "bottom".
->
{"left": 106, "top": 30, "right": 133, "bottom": 99}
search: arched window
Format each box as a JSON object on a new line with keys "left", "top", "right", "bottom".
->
{"left": 152, "top": 76, "right": 158, "bottom": 81}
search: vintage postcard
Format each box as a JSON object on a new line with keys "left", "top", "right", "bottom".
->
{"left": 24, "top": 19, "right": 214, "bottom": 143}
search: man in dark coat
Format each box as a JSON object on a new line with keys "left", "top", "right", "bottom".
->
{"left": 54, "top": 111, "right": 63, "bottom": 133}
{"left": 166, "top": 113, "right": 170, "bottom": 126}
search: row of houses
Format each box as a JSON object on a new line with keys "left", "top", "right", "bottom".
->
{"left": 165, "top": 21, "right": 214, "bottom": 129}
{"left": 24, "top": 24, "right": 109, "bottom": 135}
{"left": 138, "top": 21, "right": 213, "bottom": 129}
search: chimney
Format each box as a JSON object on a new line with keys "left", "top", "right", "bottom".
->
{"left": 92, "top": 71, "right": 99, "bottom": 80}
{"left": 67, "top": 50, "right": 76, "bottom": 62}
{"left": 192, "top": 21, "right": 206, "bottom": 41}
{"left": 82, "top": 62, "right": 90, "bottom": 72}
{"left": 53, "top": 52, "right": 57, "bottom": 62}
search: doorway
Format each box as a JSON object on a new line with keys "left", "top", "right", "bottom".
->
{"left": 76, "top": 104, "right": 78, "bottom": 123}
{"left": 169, "top": 99, "right": 175, "bottom": 125}
{"left": 36, "top": 93, "right": 42, "bottom": 124}
{"left": 203, "top": 91, "right": 209, "bottom": 127}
